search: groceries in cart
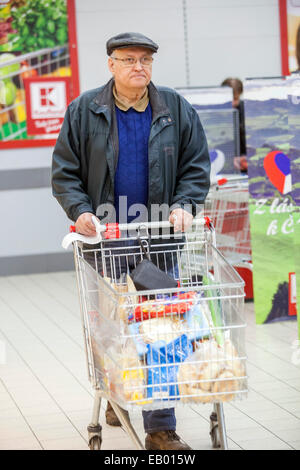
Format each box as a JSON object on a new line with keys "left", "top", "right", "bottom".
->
{"left": 87, "top": 260, "right": 246, "bottom": 406}
{"left": 97, "top": 274, "right": 137, "bottom": 322}
{"left": 147, "top": 333, "right": 192, "bottom": 401}
{"left": 88, "top": 309, "right": 149, "bottom": 404}
{"left": 129, "top": 292, "right": 196, "bottom": 322}
{"left": 128, "top": 296, "right": 211, "bottom": 356}
{"left": 178, "top": 335, "right": 245, "bottom": 404}
{"left": 104, "top": 341, "right": 147, "bottom": 404}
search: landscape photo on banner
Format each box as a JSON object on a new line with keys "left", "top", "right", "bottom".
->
{"left": 244, "top": 77, "right": 298, "bottom": 324}
{"left": 176, "top": 87, "right": 240, "bottom": 178}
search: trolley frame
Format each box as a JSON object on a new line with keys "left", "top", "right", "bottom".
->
{"left": 66, "top": 218, "right": 248, "bottom": 450}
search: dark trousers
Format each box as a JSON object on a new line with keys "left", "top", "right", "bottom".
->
{"left": 142, "top": 408, "right": 176, "bottom": 433}
{"left": 83, "top": 239, "right": 177, "bottom": 433}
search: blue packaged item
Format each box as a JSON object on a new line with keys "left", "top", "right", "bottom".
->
{"left": 186, "top": 302, "right": 211, "bottom": 341}
{"left": 129, "top": 321, "right": 148, "bottom": 356}
{"left": 128, "top": 296, "right": 211, "bottom": 358}
{"left": 146, "top": 334, "right": 193, "bottom": 400}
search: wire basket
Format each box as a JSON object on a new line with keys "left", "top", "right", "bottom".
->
{"left": 205, "top": 176, "right": 251, "bottom": 265}
{"left": 72, "top": 221, "right": 248, "bottom": 412}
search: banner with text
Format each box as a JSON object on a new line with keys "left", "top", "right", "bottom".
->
{"left": 287, "top": 74, "right": 300, "bottom": 337}
{"left": 244, "top": 78, "right": 298, "bottom": 324}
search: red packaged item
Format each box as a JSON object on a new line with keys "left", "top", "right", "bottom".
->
{"left": 130, "top": 292, "right": 196, "bottom": 323}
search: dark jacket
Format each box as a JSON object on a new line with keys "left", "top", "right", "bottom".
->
{"left": 52, "top": 79, "right": 210, "bottom": 222}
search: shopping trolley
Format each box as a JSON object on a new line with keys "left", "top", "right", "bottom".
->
{"left": 205, "top": 176, "right": 253, "bottom": 299}
{"left": 62, "top": 217, "right": 248, "bottom": 450}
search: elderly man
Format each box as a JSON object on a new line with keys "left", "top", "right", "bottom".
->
{"left": 52, "top": 32, "right": 210, "bottom": 450}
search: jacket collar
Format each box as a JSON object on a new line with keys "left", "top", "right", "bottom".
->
{"left": 89, "top": 78, "right": 170, "bottom": 122}
{"left": 93, "top": 78, "right": 115, "bottom": 108}
{"left": 148, "top": 81, "right": 170, "bottom": 121}
{"left": 88, "top": 79, "right": 114, "bottom": 121}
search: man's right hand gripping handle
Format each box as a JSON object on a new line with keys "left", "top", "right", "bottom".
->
{"left": 75, "top": 212, "right": 98, "bottom": 236}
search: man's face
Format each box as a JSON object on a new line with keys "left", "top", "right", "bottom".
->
{"left": 108, "top": 47, "right": 153, "bottom": 90}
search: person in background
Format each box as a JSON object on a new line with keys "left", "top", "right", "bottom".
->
{"left": 221, "top": 77, "right": 247, "bottom": 173}
{"left": 52, "top": 32, "right": 210, "bottom": 450}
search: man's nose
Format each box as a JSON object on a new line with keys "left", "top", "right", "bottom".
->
{"left": 134, "top": 59, "right": 143, "bottom": 71}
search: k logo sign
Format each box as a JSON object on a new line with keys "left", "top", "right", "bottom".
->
{"left": 263, "top": 151, "right": 292, "bottom": 195}
{"left": 23, "top": 76, "right": 70, "bottom": 136}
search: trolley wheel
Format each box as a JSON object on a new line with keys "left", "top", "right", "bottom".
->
{"left": 210, "top": 412, "right": 221, "bottom": 449}
{"left": 89, "top": 435, "right": 102, "bottom": 450}
{"left": 88, "top": 424, "right": 102, "bottom": 451}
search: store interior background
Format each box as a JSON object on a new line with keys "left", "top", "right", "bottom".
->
{"left": 0, "top": 0, "right": 282, "bottom": 275}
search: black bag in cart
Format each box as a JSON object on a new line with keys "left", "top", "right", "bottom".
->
{"left": 130, "top": 238, "right": 178, "bottom": 291}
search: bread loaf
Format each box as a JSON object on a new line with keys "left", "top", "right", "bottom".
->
{"left": 212, "top": 368, "right": 238, "bottom": 402}
{"left": 178, "top": 362, "right": 213, "bottom": 403}
{"left": 224, "top": 339, "right": 245, "bottom": 378}
{"left": 177, "top": 337, "right": 243, "bottom": 403}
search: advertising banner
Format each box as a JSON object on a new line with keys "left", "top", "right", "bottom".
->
{"left": 0, "top": 0, "right": 79, "bottom": 148}
{"left": 24, "top": 76, "right": 70, "bottom": 135}
{"left": 287, "top": 73, "right": 300, "bottom": 337}
{"left": 244, "top": 78, "right": 298, "bottom": 324}
{"left": 177, "top": 87, "right": 240, "bottom": 178}
{"left": 279, "top": 0, "right": 300, "bottom": 75}
{"left": 176, "top": 87, "right": 233, "bottom": 111}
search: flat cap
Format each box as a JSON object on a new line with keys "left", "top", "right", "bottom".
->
{"left": 106, "top": 32, "right": 159, "bottom": 56}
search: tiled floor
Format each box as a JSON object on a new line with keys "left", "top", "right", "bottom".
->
{"left": 0, "top": 271, "right": 299, "bottom": 450}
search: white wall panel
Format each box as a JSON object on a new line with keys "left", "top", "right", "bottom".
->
{"left": 0, "top": 147, "right": 53, "bottom": 171}
{"left": 74, "top": 0, "right": 186, "bottom": 90}
{"left": 74, "top": 0, "right": 281, "bottom": 90}
{"left": 186, "top": 0, "right": 281, "bottom": 86}
{"left": 0, "top": 188, "right": 71, "bottom": 257}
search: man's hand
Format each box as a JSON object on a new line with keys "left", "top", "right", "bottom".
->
{"left": 234, "top": 156, "right": 248, "bottom": 172}
{"left": 169, "top": 208, "right": 193, "bottom": 232}
{"left": 75, "top": 212, "right": 97, "bottom": 236}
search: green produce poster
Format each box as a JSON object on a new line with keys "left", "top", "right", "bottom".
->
{"left": 0, "top": 0, "right": 68, "bottom": 53}
{"left": 0, "top": 0, "right": 76, "bottom": 144}
{"left": 244, "top": 78, "right": 298, "bottom": 324}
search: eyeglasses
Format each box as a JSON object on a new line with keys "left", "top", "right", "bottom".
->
{"left": 111, "top": 56, "right": 153, "bottom": 67}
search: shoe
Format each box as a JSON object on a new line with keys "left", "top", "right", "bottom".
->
{"left": 145, "top": 430, "right": 192, "bottom": 450}
{"left": 105, "top": 401, "right": 129, "bottom": 427}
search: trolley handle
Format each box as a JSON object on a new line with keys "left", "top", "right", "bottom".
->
{"left": 209, "top": 174, "right": 248, "bottom": 189}
{"left": 91, "top": 215, "right": 212, "bottom": 235}
{"left": 63, "top": 216, "right": 214, "bottom": 250}
{"left": 216, "top": 175, "right": 248, "bottom": 189}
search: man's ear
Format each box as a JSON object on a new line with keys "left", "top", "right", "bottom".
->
{"left": 108, "top": 57, "right": 114, "bottom": 75}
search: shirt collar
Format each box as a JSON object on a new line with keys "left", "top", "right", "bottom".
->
{"left": 113, "top": 86, "right": 149, "bottom": 112}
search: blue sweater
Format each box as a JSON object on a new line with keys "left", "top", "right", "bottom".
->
{"left": 114, "top": 103, "right": 152, "bottom": 223}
